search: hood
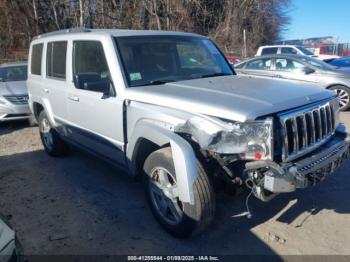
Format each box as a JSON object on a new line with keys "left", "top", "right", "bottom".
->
{"left": 0, "top": 81, "right": 28, "bottom": 96}
{"left": 124, "top": 75, "right": 335, "bottom": 122}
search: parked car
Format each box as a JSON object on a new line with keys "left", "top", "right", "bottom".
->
{"left": 330, "top": 56, "right": 350, "bottom": 68}
{"left": 256, "top": 45, "right": 339, "bottom": 61}
{"left": 27, "top": 29, "right": 350, "bottom": 238}
{"left": 235, "top": 54, "right": 350, "bottom": 111}
{"left": 0, "top": 214, "right": 18, "bottom": 261}
{"left": 0, "top": 62, "right": 34, "bottom": 125}
{"left": 226, "top": 55, "right": 240, "bottom": 65}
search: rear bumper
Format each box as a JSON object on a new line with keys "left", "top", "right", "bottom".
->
{"left": 246, "top": 125, "right": 350, "bottom": 196}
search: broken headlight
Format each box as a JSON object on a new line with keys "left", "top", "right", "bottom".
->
{"left": 177, "top": 116, "right": 273, "bottom": 160}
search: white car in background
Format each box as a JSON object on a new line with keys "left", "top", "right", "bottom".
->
{"left": 256, "top": 45, "right": 340, "bottom": 61}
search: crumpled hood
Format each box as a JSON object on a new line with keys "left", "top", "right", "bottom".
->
{"left": 0, "top": 81, "right": 28, "bottom": 96}
{"left": 124, "top": 75, "right": 335, "bottom": 122}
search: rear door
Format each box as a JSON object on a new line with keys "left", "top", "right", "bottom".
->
{"left": 66, "top": 40, "right": 125, "bottom": 165}
{"left": 240, "top": 57, "right": 274, "bottom": 78}
{"left": 44, "top": 41, "right": 69, "bottom": 120}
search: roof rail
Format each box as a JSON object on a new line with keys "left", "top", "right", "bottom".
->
{"left": 33, "top": 27, "right": 91, "bottom": 40}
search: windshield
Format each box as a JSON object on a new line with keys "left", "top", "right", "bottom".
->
{"left": 115, "top": 36, "right": 233, "bottom": 87}
{"left": 297, "top": 46, "right": 314, "bottom": 56}
{"left": 299, "top": 56, "right": 335, "bottom": 70}
{"left": 0, "top": 65, "right": 27, "bottom": 82}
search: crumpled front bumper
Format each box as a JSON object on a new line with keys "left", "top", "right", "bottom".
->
{"left": 246, "top": 125, "right": 350, "bottom": 195}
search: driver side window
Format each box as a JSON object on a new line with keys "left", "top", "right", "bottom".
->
{"left": 73, "top": 41, "right": 112, "bottom": 93}
{"left": 275, "top": 58, "right": 305, "bottom": 72}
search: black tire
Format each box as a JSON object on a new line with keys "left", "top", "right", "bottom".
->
{"left": 330, "top": 86, "right": 350, "bottom": 111}
{"left": 38, "top": 110, "right": 69, "bottom": 156}
{"left": 143, "top": 147, "right": 215, "bottom": 238}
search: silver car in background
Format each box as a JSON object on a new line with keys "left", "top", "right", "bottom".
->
{"left": 235, "top": 54, "right": 350, "bottom": 111}
{"left": 0, "top": 62, "right": 33, "bottom": 124}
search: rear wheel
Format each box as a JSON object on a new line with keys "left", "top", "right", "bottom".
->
{"left": 143, "top": 147, "right": 215, "bottom": 238}
{"left": 330, "top": 86, "right": 350, "bottom": 111}
{"left": 38, "top": 110, "right": 69, "bottom": 156}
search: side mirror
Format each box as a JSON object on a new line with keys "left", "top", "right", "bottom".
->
{"left": 303, "top": 67, "right": 315, "bottom": 75}
{"left": 74, "top": 73, "right": 116, "bottom": 97}
{"left": 84, "top": 79, "right": 116, "bottom": 97}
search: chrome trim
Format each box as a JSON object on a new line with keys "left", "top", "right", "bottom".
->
{"left": 279, "top": 99, "right": 338, "bottom": 162}
{"left": 3, "top": 94, "right": 29, "bottom": 105}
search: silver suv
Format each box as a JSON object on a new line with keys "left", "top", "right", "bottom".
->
{"left": 27, "top": 29, "right": 350, "bottom": 238}
{"left": 0, "top": 62, "right": 33, "bottom": 123}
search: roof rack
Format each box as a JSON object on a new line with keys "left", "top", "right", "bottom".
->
{"left": 33, "top": 27, "right": 91, "bottom": 40}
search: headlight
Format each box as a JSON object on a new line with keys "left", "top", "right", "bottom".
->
{"left": 176, "top": 116, "right": 273, "bottom": 160}
{"left": 0, "top": 97, "right": 6, "bottom": 105}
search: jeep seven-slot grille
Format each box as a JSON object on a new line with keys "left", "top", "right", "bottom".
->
{"left": 3, "top": 95, "right": 29, "bottom": 105}
{"left": 280, "top": 101, "right": 337, "bottom": 162}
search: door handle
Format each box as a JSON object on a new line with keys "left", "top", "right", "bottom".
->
{"left": 68, "top": 95, "right": 79, "bottom": 102}
{"left": 43, "top": 88, "right": 50, "bottom": 93}
{"left": 274, "top": 74, "right": 282, "bottom": 78}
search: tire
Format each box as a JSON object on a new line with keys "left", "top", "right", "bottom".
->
{"left": 38, "top": 110, "right": 69, "bottom": 156}
{"left": 143, "top": 147, "right": 215, "bottom": 238}
{"left": 330, "top": 86, "right": 350, "bottom": 111}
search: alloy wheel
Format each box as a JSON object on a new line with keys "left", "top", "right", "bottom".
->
{"left": 335, "top": 89, "right": 350, "bottom": 110}
{"left": 149, "top": 167, "right": 183, "bottom": 225}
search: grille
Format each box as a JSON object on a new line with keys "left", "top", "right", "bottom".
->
{"left": 3, "top": 95, "right": 29, "bottom": 105}
{"left": 280, "top": 100, "right": 339, "bottom": 162}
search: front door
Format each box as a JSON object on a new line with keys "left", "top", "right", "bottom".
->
{"left": 66, "top": 40, "right": 125, "bottom": 165}
{"left": 241, "top": 57, "right": 275, "bottom": 78}
{"left": 274, "top": 58, "right": 317, "bottom": 84}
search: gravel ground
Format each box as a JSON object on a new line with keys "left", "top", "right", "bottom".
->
{"left": 0, "top": 112, "right": 350, "bottom": 257}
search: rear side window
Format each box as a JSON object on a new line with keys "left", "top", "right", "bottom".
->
{"left": 73, "top": 41, "right": 110, "bottom": 79}
{"left": 47, "top": 41, "right": 67, "bottom": 79}
{"left": 261, "top": 47, "right": 278, "bottom": 55}
{"left": 246, "top": 58, "right": 272, "bottom": 70}
{"left": 31, "top": 44, "right": 43, "bottom": 75}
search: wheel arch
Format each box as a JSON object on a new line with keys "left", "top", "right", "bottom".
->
{"left": 127, "top": 120, "right": 199, "bottom": 205}
{"left": 326, "top": 83, "right": 350, "bottom": 90}
{"left": 32, "top": 102, "right": 44, "bottom": 121}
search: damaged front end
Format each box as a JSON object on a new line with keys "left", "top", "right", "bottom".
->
{"left": 175, "top": 113, "right": 350, "bottom": 203}
{"left": 175, "top": 116, "right": 274, "bottom": 161}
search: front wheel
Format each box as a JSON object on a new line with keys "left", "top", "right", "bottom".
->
{"left": 143, "top": 147, "right": 215, "bottom": 238}
{"left": 330, "top": 86, "right": 350, "bottom": 111}
{"left": 38, "top": 110, "right": 69, "bottom": 156}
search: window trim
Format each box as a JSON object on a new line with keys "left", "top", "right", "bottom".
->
{"left": 46, "top": 41, "right": 68, "bottom": 81}
{"left": 30, "top": 43, "right": 44, "bottom": 76}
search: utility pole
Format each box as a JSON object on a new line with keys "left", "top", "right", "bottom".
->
{"left": 243, "top": 29, "right": 247, "bottom": 58}
{"left": 79, "top": 0, "right": 84, "bottom": 27}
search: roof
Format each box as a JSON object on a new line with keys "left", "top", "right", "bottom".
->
{"left": 244, "top": 54, "right": 307, "bottom": 61}
{"left": 33, "top": 28, "right": 205, "bottom": 40}
{"left": 0, "top": 61, "right": 27, "bottom": 68}
{"left": 259, "top": 45, "right": 302, "bottom": 48}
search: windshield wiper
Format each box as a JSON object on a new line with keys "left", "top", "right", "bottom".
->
{"left": 200, "top": 73, "right": 232, "bottom": 79}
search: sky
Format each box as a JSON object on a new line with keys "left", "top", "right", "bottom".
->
{"left": 284, "top": 0, "right": 350, "bottom": 42}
